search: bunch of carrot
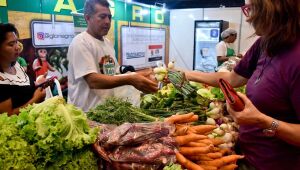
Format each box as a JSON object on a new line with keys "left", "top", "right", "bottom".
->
{"left": 165, "top": 112, "right": 244, "bottom": 170}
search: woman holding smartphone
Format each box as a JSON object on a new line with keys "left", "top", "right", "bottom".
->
{"left": 0, "top": 23, "right": 45, "bottom": 115}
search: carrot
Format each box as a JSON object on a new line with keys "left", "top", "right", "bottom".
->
{"left": 191, "top": 125, "right": 217, "bottom": 134}
{"left": 197, "top": 164, "right": 218, "bottom": 170}
{"left": 206, "top": 152, "right": 222, "bottom": 159}
{"left": 219, "top": 164, "right": 238, "bottom": 170}
{"left": 177, "top": 115, "right": 198, "bottom": 123}
{"left": 179, "top": 145, "right": 214, "bottom": 155}
{"left": 185, "top": 142, "right": 208, "bottom": 147}
{"left": 212, "top": 147, "right": 221, "bottom": 152}
{"left": 197, "top": 139, "right": 213, "bottom": 145}
{"left": 199, "top": 155, "right": 244, "bottom": 167}
{"left": 187, "top": 127, "right": 197, "bottom": 134}
{"left": 175, "top": 134, "right": 208, "bottom": 146}
{"left": 176, "top": 152, "right": 204, "bottom": 170}
{"left": 165, "top": 112, "right": 194, "bottom": 124}
{"left": 198, "top": 159, "right": 224, "bottom": 167}
{"left": 174, "top": 124, "right": 189, "bottom": 136}
{"left": 220, "top": 148, "right": 232, "bottom": 156}
{"left": 209, "top": 138, "right": 225, "bottom": 146}
{"left": 220, "top": 155, "right": 244, "bottom": 164}
{"left": 188, "top": 155, "right": 213, "bottom": 161}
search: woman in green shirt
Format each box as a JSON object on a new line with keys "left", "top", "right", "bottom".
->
{"left": 216, "top": 28, "right": 242, "bottom": 66}
{"left": 16, "top": 41, "right": 27, "bottom": 72}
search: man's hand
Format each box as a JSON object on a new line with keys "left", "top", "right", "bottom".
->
{"left": 130, "top": 72, "right": 158, "bottom": 93}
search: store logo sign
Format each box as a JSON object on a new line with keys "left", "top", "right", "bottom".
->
{"left": 32, "top": 21, "right": 75, "bottom": 48}
{"left": 37, "top": 32, "right": 45, "bottom": 40}
{"left": 37, "top": 32, "right": 74, "bottom": 40}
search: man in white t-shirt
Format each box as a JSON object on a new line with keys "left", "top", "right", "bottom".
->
{"left": 67, "top": 0, "right": 158, "bottom": 111}
{"left": 216, "top": 28, "right": 242, "bottom": 66}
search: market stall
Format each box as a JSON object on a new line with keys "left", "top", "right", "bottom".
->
{"left": 3, "top": 0, "right": 299, "bottom": 169}
{"left": 0, "top": 63, "right": 245, "bottom": 170}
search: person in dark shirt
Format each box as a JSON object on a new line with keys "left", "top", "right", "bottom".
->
{"left": 0, "top": 23, "right": 45, "bottom": 115}
{"left": 185, "top": 0, "right": 300, "bottom": 170}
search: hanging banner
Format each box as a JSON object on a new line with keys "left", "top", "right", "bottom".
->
{"left": 31, "top": 21, "right": 75, "bottom": 48}
{"left": 121, "top": 26, "right": 166, "bottom": 69}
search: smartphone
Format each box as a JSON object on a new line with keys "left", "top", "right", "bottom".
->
{"left": 36, "top": 77, "right": 55, "bottom": 89}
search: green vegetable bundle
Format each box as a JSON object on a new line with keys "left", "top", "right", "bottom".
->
{"left": 140, "top": 83, "right": 209, "bottom": 119}
{"left": 0, "top": 97, "right": 99, "bottom": 169}
{"left": 87, "top": 97, "right": 158, "bottom": 125}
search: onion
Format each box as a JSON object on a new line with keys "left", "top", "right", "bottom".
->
{"left": 168, "top": 61, "right": 175, "bottom": 69}
{"left": 216, "top": 118, "right": 223, "bottom": 125}
{"left": 227, "top": 124, "right": 233, "bottom": 131}
{"left": 218, "top": 143, "right": 230, "bottom": 149}
{"left": 207, "top": 134, "right": 215, "bottom": 139}
{"left": 213, "top": 127, "right": 225, "bottom": 136}
{"left": 222, "top": 133, "right": 233, "bottom": 143}
{"left": 206, "top": 118, "right": 216, "bottom": 125}
{"left": 155, "top": 74, "right": 165, "bottom": 81}
{"left": 220, "top": 123, "right": 228, "bottom": 131}
{"left": 153, "top": 67, "right": 161, "bottom": 74}
{"left": 209, "top": 102, "right": 216, "bottom": 109}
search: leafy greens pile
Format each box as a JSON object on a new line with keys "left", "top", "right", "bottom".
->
{"left": 87, "top": 97, "right": 158, "bottom": 125}
{"left": 0, "top": 97, "right": 99, "bottom": 169}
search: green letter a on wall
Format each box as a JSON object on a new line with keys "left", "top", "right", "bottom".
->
{"left": 54, "top": 0, "right": 77, "bottom": 13}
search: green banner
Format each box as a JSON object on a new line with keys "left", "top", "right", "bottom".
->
{"left": 73, "top": 14, "right": 87, "bottom": 27}
{"left": 6, "top": 0, "right": 85, "bottom": 16}
{"left": 0, "top": 7, "right": 8, "bottom": 23}
{"left": 3, "top": 0, "right": 169, "bottom": 25}
{"left": 113, "top": 1, "right": 169, "bottom": 25}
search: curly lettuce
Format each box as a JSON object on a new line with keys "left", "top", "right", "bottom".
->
{"left": 0, "top": 97, "right": 99, "bottom": 169}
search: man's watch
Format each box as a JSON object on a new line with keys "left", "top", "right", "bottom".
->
{"left": 263, "top": 120, "right": 279, "bottom": 137}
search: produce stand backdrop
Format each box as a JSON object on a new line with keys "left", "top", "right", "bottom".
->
{"left": 0, "top": 0, "right": 170, "bottom": 78}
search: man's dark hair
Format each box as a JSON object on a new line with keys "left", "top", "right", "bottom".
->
{"left": 84, "top": 0, "right": 110, "bottom": 16}
{"left": 0, "top": 23, "right": 18, "bottom": 46}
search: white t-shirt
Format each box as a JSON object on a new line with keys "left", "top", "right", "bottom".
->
{"left": 215, "top": 41, "right": 235, "bottom": 57}
{"left": 67, "top": 31, "right": 118, "bottom": 112}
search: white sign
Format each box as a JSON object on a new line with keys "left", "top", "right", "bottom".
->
{"left": 31, "top": 21, "right": 75, "bottom": 48}
{"left": 121, "top": 26, "right": 166, "bottom": 70}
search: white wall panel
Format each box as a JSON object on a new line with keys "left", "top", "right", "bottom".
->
{"left": 170, "top": 7, "right": 259, "bottom": 70}
{"left": 170, "top": 9, "right": 203, "bottom": 70}
{"left": 239, "top": 15, "right": 259, "bottom": 54}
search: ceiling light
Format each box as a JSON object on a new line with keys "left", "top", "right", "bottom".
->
{"left": 141, "top": 9, "right": 149, "bottom": 15}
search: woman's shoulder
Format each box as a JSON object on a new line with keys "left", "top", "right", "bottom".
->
{"left": 280, "top": 39, "right": 300, "bottom": 62}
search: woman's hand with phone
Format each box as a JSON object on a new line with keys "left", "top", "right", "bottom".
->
{"left": 33, "top": 87, "right": 46, "bottom": 103}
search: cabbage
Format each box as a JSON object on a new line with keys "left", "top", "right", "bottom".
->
{"left": 0, "top": 97, "right": 99, "bottom": 169}
{"left": 18, "top": 97, "right": 98, "bottom": 168}
{"left": 0, "top": 114, "right": 37, "bottom": 169}
{"left": 197, "top": 88, "right": 215, "bottom": 99}
{"left": 189, "top": 81, "right": 204, "bottom": 90}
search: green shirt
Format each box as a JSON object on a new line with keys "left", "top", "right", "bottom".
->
{"left": 17, "top": 57, "right": 27, "bottom": 67}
